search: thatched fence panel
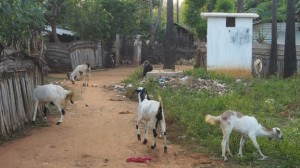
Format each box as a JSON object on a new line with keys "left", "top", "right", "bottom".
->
{"left": 0, "top": 53, "right": 43, "bottom": 136}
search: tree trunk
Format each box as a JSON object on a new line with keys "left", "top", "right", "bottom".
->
{"left": 163, "top": 0, "right": 175, "bottom": 70}
{"left": 268, "top": 0, "right": 278, "bottom": 77}
{"left": 44, "top": 1, "right": 64, "bottom": 43}
{"left": 150, "top": 0, "right": 163, "bottom": 44}
{"left": 284, "top": 0, "right": 297, "bottom": 78}
{"left": 207, "top": 0, "right": 216, "bottom": 12}
{"left": 237, "top": 0, "right": 244, "bottom": 13}
{"left": 51, "top": 22, "right": 60, "bottom": 43}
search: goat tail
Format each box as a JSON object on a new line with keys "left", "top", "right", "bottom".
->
{"left": 66, "top": 90, "right": 74, "bottom": 104}
{"left": 158, "top": 95, "right": 163, "bottom": 108}
{"left": 205, "top": 114, "right": 220, "bottom": 125}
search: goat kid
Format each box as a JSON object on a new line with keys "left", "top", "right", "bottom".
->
{"left": 70, "top": 63, "right": 91, "bottom": 86}
{"left": 135, "top": 87, "right": 167, "bottom": 152}
{"left": 32, "top": 84, "right": 74, "bottom": 125}
{"left": 253, "top": 58, "right": 262, "bottom": 77}
{"left": 205, "top": 110, "right": 283, "bottom": 161}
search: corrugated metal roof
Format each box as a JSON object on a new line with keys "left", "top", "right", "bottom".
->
{"left": 43, "top": 25, "right": 75, "bottom": 36}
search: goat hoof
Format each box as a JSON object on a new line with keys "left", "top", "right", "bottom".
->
{"left": 164, "top": 146, "right": 167, "bottom": 153}
{"left": 137, "top": 134, "right": 141, "bottom": 141}
{"left": 151, "top": 144, "right": 156, "bottom": 149}
{"left": 32, "top": 121, "right": 36, "bottom": 125}
{"left": 237, "top": 153, "right": 243, "bottom": 157}
{"left": 259, "top": 156, "right": 268, "bottom": 160}
{"left": 56, "top": 122, "right": 61, "bottom": 125}
{"left": 143, "top": 139, "right": 147, "bottom": 144}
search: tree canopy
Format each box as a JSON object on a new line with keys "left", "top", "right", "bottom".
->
{"left": 0, "top": 0, "right": 46, "bottom": 50}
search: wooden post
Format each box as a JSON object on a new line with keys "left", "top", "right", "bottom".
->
{"left": 133, "top": 34, "right": 142, "bottom": 65}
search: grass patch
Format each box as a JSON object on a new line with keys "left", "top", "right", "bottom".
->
{"left": 125, "top": 67, "right": 300, "bottom": 167}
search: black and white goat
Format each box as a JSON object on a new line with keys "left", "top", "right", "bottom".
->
{"left": 135, "top": 87, "right": 167, "bottom": 152}
{"left": 70, "top": 63, "right": 91, "bottom": 86}
{"left": 205, "top": 110, "right": 283, "bottom": 161}
{"left": 142, "top": 60, "right": 153, "bottom": 78}
{"left": 32, "top": 84, "right": 74, "bottom": 125}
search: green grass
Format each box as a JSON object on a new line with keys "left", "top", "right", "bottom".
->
{"left": 124, "top": 67, "right": 300, "bottom": 167}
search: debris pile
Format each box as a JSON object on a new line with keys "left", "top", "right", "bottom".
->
{"left": 103, "top": 76, "right": 228, "bottom": 96}
{"left": 176, "top": 58, "right": 194, "bottom": 65}
{"left": 157, "top": 76, "right": 227, "bottom": 94}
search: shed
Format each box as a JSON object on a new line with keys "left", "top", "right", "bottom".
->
{"left": 201, "top": 13, "right": 259, "bottom": 76}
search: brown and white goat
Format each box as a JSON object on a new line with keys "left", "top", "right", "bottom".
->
{"left": 70, "top": 63, "right": 91, "bottom": 86}
{"left": 205, "top": 110, "right": 283, "bottom": 161}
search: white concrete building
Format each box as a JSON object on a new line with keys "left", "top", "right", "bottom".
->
{"left": 201, "top": 13, "right": 259, "bottom": 76}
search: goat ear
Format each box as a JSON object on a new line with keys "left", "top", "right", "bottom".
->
{"left": 276, "top": 128, "right": 281, "bottom": 134}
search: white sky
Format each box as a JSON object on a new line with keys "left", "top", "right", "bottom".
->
{"left": 174, "top": 0, "right": 184, "bottom": 5}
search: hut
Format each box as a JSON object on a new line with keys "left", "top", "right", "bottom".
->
{"left": 201, "top": 12, "right": 259, "bottom": 76}
{"left": 0, "top": 49, "right": 45, "bottom": 136}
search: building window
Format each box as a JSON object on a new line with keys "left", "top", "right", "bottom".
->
{"left": 226, "top": 17, "right": 235, "bottom": 27}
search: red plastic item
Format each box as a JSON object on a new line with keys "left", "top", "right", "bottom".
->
{"left": 126, "top": 156, "right": 152, "bottom": 163}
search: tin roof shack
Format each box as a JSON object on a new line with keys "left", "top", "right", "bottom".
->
{"left": 201, "top": 13, "right": 259, "bottom": 77}
{"left": 0, "top": 51, "right": 44, "bottom": 136}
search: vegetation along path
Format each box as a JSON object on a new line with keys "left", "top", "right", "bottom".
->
{"left": 0, "top": 65, "right": 223, "bottom": 168}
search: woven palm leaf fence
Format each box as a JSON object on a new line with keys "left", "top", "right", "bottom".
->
{"left": 0, "top": 52, "right": 44, "bottom": 136}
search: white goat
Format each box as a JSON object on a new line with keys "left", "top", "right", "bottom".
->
{"left": 70, "top": 63, "right": 91, "bottom": 86}
{"left": 135, "top": 87, "right": 167, "bottom": 152}
{"left": 205, "top": 110, "right": 283, "bottom": 161}
{"left": 32, "top": 84, "right": 74, "bottom": 125}
{"left": 254, "top": 58, "right": 263, "bottom": 77}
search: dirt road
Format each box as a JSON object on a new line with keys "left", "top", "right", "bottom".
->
{"left": 0, "top": 65, "right": 222, "bottom": 168}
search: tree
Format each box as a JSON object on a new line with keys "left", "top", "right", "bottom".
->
{"left": 163, "top": 0, "right": 175, "bottom": 70}
{"left": 214, "top": 0, "right": 235, "bottom": 12}
{"left": 44, "top": 0, "right": 65, "bottom": 43}
{"left": 284, "top": 0, "right": 297, "bottom": 78}
{"left": 0, "top": 1, "right": 46, "bottom": 51}
{"left": 182, "top": 0, "right": 207, "bottom": 39}
{"left": 149, "top": 0, "right": 163, "bottom": 44}
{"left": 268, "top": 0, "right": 278, "bottom": 76}
{"left": 237, "top": 0, "right": 244, "bottom": 12}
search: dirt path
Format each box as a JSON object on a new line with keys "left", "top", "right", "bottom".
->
{"left": 0, "top": 65, "right": 222, "bottom": 168}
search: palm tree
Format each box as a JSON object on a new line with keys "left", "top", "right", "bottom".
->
{"left": 237, "top": 0, "right": 244, "bottom": 12}
{"left": 163, "top": 0, "right": 175, "bottom": 70}
{"left": 284, "top": 0, "right": 297, "bottom": 78}
{"left": 268, "top": 0, "right": 278, "bottom": 76}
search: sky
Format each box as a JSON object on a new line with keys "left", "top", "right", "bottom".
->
{"left": 175, "top": 0, "right": 184, "bottom": 5}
